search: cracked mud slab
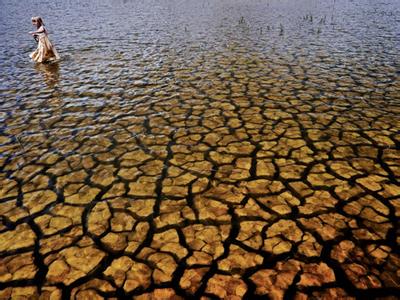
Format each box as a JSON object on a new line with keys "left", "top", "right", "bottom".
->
{"left": 1, "top": 0, "right": 400, "bottom": 299}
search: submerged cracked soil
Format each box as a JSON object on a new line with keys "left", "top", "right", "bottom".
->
{"left": 0, "top": 0, "right": 400, "bottom": 299}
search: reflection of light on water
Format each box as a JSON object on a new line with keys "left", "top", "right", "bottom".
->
{"left": 34, "top": 62, "right": 60, "bottom": 88}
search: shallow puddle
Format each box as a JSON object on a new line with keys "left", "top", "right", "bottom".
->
{"left": 0, "top": 0, "right": 399, "bottom": 298}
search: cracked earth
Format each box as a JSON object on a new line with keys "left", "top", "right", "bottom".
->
{"left": 1, "top": 0, "right": 400, "bottom": 299}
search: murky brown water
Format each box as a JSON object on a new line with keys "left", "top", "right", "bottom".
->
{"left": 1, "top": 0, "right": 399, "bottom": 298}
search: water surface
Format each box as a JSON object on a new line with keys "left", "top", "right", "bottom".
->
{"left": 0, "top": 0, "right": 399, "bottom": 298}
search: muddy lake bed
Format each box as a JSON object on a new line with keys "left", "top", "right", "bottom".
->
{"left": 0, "top": 0, "right": 399, "bottom": 298}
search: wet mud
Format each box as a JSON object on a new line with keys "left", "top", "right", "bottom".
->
{"left": 0, "top": 0, "right": 399, "bottom": 299}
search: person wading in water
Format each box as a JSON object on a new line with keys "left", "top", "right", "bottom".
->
{"left": 29, "top": 16, "right": 60, "bottom": 63}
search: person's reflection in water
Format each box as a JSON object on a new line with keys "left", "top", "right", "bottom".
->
{"left": 34, "top": 62, "right": 60, "bottom": 88}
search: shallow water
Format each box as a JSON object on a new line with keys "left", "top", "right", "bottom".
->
{"left": 0, "top": 0, "right": 399, "bottom": 298}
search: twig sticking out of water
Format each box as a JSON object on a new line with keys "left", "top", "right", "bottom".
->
{"left": 15, "top": 135, "right": 25, "bottom": 151}
{"left": 303, "top": 14, "right": 314, "bottom": 23}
